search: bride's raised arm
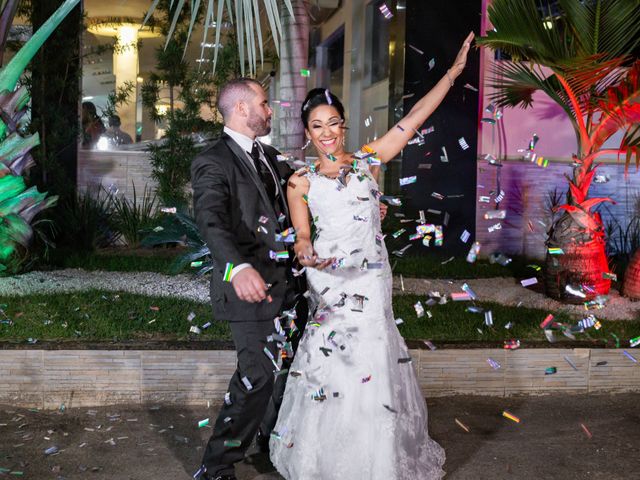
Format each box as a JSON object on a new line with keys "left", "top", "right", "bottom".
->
{"left": 366, "top": 31, "right": 474, "bottom": 163}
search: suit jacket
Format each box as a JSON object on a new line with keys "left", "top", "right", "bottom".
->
{"left": 191, "top": 132, "right": 301, "bottom": 322}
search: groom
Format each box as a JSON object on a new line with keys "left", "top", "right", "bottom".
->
{"left": 191, "top": 77, "right": 306, "bottom": 480}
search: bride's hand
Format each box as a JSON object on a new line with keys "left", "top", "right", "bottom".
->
{"left": 295, "top": 239, "right": 334, "bottom": 270}
{"left": 295, "top": 240, "right": 318, "bottom": 268}
{"left": 448, "top": 31, "right": 475, "bottom": 80}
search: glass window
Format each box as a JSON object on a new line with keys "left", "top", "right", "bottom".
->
{"left": 366, "top": 0, "right": 391, "bottom": 86}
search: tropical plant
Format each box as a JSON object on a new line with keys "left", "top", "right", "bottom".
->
{"left": 51, "top": 186, "right": 119, "bottom": 252}
{"left": 110, "top": 183, "right": 159, "bottom": 248}
{"left": 478, "top": 0, "right": 640, "bottom": 302}
{"left": 0, "top": 0, "right": 81, "bottom": 273}
{"left": 141, "top": 210, "right": 212, "bottom": 275}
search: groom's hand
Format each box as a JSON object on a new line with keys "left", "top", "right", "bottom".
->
{"left": 231, "top": 267, "right": 270, "bottom": 303}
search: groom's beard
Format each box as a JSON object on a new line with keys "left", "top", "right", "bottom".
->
{"left": 248, "top": 109, "right": 271, "bottom": 137}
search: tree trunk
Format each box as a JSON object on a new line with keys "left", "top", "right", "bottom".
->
{"left": 30, "top": 0, "right": 82, "bottom": 198}
{"left": 276, "top": 0, "right": 308, "bottom": 160}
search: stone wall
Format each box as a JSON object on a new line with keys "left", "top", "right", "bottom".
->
{"left": 77, "top": 149, "right": 158, "bottom": 204}
{"left": 2, "top": 348, "right": 638, "bottom": 409}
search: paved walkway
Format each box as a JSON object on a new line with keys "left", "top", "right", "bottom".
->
{"left": 1, "top": 394, "right": 636, "bottom": 479}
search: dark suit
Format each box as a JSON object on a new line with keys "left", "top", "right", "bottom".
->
{"left": 192, "top": 132, "right": 306, "bottom": 476}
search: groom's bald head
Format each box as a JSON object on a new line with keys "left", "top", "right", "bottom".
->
{"left": 217, "top": 77, "right": 263, "bottom": 122}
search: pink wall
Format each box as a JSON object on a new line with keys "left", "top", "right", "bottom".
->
{"left": 477, "top": 5, "right": 622, "bottom": 160}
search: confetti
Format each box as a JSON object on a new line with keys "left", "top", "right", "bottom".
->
{"left": 431, "top": 192, "right": 444, "bottom": 200}
{"left": 378, "top": 3, "right": 393, "bottom": 19}
{"left": 424, "top": 340, "right": 437, "bottom": 350}
{"left": 540, "top": 314, "right": 554, "bottom": 329}
{"left": 300, "top": 68, "right": 310, "bottom": 77}
{"left": 622, "top": 350, "right": 638, "bottom": 363}
{"left": 630, "top": 336, "right": 640, "bottom": 348}
{"left": 414, "top": 301, "right": 425, "bottom": 318}
{"left": 504, "top": 339, "right": 520, "bottom": 350}
{"left": 521, "top": 277, "right": 538, "bottom": 287}
{"left": 502, "top": 411, "right": 520, "bottom": 423}
{"left": 548, "top": 247, "right": 564, "bottom": 255}
{"left": 466, "top": 241, "right": 481, "bottom": 263}
{"left": 440, "top": 146, "right": 448, "bottom": 162}
{"left": 428, "top": 58, "right": 435, "bottom": 70}
{"left": 198, "top": 418, "right": 210, "bottom": 428}
{"left": 463, "top": 83, "right": 478, "bottom": 92}
{"left": 478, "top": 196, "right": 491, "bottom": 203}
{"left": 484, "top": 210, "right": 506, "bottom": 220}
{"left": 224, "top": 439, "right": 242, "bottom": 447}
{"left": 455, "top": 418, "right": 470, "bottom": 432}
{"left": 451, "top": 292, "right": 472, "bottom": 301}
{"left": 241, "top": 376, "right": 254, "bottom": 391}
{"left": 461, "top": 283, "right": 477, "bottom": 300}
{"left": 361, "top": 375, "right": 373, "bottom": 383}
{"left": 223, "top": 263, "right": 234, "bottom": 282}
{"left": 399, "top": 175, "right": 417, "bottom": 186}
{"left": 564, "top": 356, "right": 578, "bottom": 371}
{"left": 269, "top": 250, "right": 290, "bottom": 261}
{"left": 565, "top": 285, "right": 586, "bottom": 298}
{"left": 580, "top": 423, "right": 593, "bottom": 439}
{"left": 487, "top": 358, "right": 501, "bottom": 370}
{"left": 460, "top": 230, "right": 471, "bottom": 243}
{"left": 545, "top": 367, "right": 557, "bottom": 375}
{"left": 484, "top": 310, "right": 493, "bottom": 326}
{"left": 408, "top": 44, "right": 424, "bottom": 55}
{"left": 458, "top": 137, "right": 470, "bottom": 150}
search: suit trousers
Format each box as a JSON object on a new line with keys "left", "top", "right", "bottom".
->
{"left": 201, "top": 319, "right": 279, "bottom": 475}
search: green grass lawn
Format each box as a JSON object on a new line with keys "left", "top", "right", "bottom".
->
{"left": 1, "top": 290, "right": 637, "bottom": 346}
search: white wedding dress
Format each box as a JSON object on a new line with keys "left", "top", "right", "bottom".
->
{"left": 270, "top": 158, "right": 445, "bottom": 480}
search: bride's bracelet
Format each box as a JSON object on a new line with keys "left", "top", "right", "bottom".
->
{"left": 446, "top": 69, "right": 454, "bottom": 87}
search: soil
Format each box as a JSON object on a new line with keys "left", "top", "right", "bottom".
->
{"left": 1, "top": 394, "right": 637, "bottom": 479}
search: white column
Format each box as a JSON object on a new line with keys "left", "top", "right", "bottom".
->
{"left": 112, "top": 25, "right": 139, "bottom": 140}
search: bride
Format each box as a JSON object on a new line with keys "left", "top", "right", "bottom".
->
{"left": 270, "top": 32, "right": 474, "bottom": 479}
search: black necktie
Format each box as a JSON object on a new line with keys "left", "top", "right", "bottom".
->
{"left": 250, "top": 142, "right": 277, "bottom": 203}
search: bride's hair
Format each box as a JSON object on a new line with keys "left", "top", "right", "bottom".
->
{"left": 301, "top": 88, "right": 345, "bottom": 129}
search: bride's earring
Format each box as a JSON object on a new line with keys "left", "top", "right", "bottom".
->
{"left": 302, "top": 137, "right": 311, "bottom": 150}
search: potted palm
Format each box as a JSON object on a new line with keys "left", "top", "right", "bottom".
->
{"left": 477, "top": 0, "right": 640, "bottom": 303}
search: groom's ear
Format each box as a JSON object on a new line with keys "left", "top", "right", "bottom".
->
{"left": 236, "top": 101, "right": 248, "bottom": 117}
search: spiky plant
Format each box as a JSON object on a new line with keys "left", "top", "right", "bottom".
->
{"left": 0, "top": 0, "right": 80, "bottom": 273}
{"left": 477, "top": 0, "right": 640, "bottom": 302}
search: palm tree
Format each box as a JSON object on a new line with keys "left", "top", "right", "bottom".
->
{"left": 477, "top": 0, "right": 640, "bottom": 302}
{"left": 144, "top": 0, "right": 295, "bottom": 77}
{"left": 0, "top": 0, "right": 80, "bottom": 273}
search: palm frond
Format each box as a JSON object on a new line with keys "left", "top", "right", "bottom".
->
{"left": 591, "top": 61, "right": 640, "bottom": 153}
{"left": 144, "top": 0, "right": 295, "bottom": 76}
{"left": 559, "top": 0, "right": 640, "bottom": 60}
{"left": 477, "top": 0, "right": 573, "bottom": 65}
